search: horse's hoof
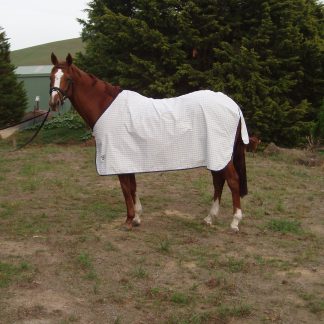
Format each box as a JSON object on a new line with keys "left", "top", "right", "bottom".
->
{"left": 132, "top": 219, "right": 141, "bottom": 227}
{"left": 230, "top": 224, "right": 239, "bottom": 232}
{"left": 132, "top": 215, "right": 141, "bottom": 227}
{"left": 204, "top": 221, "right": 213, "bottom": 227}
{"left": 203, "top": 215, "right": 213, "bottom": 226}
{"left": 120, "top": 222, "right": 133, "bottom": 231}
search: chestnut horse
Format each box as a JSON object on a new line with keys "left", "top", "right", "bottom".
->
{"left": 49, "top": 53, "right": 248, "bottom": 231}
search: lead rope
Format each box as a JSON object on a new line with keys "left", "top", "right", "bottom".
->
{"left": 12, "top": 108, "right": 51, "bottom": 152}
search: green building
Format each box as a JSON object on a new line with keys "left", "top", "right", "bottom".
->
{"left": 15, "top": 65, "right": 71, "bottom": 112}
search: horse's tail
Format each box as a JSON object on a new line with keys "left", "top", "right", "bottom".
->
{"left": 233, "top": 120, "right": 248, "bottom": 197}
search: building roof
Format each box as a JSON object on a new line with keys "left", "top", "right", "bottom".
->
{"left": 15, "top": 65, "right": 53, "bottom": 76}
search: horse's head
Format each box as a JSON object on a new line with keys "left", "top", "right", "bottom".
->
{"left": 49, "top": 53, "right": 74, "bottom": 111}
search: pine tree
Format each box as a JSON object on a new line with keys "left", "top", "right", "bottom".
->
{"left": 313, "top": 100, "right": 324, "bottom": 141}
{"left": 254, "top": 0, "right": 323, "bottom": 145}
{"left": 0, "top": 27, "right": 27, "bottom": 128}
{"left": 77, "top": 0, "right": 324, "bottom": 146}
{"left": 211, "top": 0, "right": 323, "bottom": 145}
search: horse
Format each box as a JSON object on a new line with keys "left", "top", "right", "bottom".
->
{"left": 49, "top": 53, "right": 249, "bottom": 232}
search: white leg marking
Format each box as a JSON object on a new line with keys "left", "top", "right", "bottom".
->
{"left": 204, "top": 199, "right": 219, "bottom": 226}
{"left": 230, "top": 208, "right": 243, "bottom": 232}
{"left": 133, "top": 196, "right": 142, "bottom": 225}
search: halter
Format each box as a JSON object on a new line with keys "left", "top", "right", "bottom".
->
{"left": 49, "top": 78, "right": 73, "bottom": 105}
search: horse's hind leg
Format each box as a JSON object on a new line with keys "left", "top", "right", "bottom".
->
{"left": 204, "top": 170, "right": 225, "bottom": 225}
{"left": 223, "top": 162, "right": 243, "bottom": 232}
{"left": 118, "top": 174, "right": 136, "bottom": 229}
{"left": 129, "top": 174, "right": 142, "bottom": 226}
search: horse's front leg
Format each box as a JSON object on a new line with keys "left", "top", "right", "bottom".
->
{"left": 204, "top": 170, "right": 225, "bottom": 225}
{"left": 118, "top": 174, "right": 135, "bottom": 229}
{"left": 129, "top": 173, "right": 142, "bottom": 226}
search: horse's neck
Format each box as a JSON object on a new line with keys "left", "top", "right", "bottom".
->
{"left": 70, "top": 67, "right": 121, "bottom": 129}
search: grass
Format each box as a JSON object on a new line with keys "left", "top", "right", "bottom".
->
{"left": 104, "top": 241, "right": 119, "bottom": 252}
{"left": 192, "top": 177, "right": 212, "bottom": 204}
{"left": 0, "top": 261, "right": 34, "bottom": 288}
{"left": 85, "top": 202, "right": 124, "bottom": 221}
{"left": 167, "top": 312, "right": 211, "bottom": 324}
{"left": 0, "top": 139, "right": 323, "bottom": 323}
{"left": 76, "top": 252, "right": 98, "bottom": 282}
{"left": 13, "top": 216, "right": 50, "bottom": 236}
{"left": 170, "top": 291, "right": 191, "bottom": 305}
{"left": 225, "top": 257, "right": 246, "bottom": 273}
{"left": 76, "top": 252, "right": 93, "bottom": 270}
{"left": 17, "top": 127, "right": 88, "bottom": 145}
{"left": 266, "top": 219, "right": 303, "bottom": 234}
{"left": 158, "top": 239, "right": 172, "bottom": 253}
{"left": 132, "top": 266, "right": 149, "bottom": 279}
{"left": 0, "top": 201, "right": 17, "bottom": 219}
{"left": 11, "top": 38, "right": 84, "bottom": 66}
{"left": 300, "top": 293, "right": 324, "bottom": 314}
{"left": 217, "top": 303, "right": 253, "bottom": 320}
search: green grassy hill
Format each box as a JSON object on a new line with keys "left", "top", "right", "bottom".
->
{"left": 10, "top": 38, "right": 84, "bottom": 66}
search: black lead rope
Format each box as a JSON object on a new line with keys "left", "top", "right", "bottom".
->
{"left": 13, "top": 108, "right": 51, "bottom": 151}
{"left": 0, "top": 110, "right": 49, "bottom": 131}
{"left": 1, "top": 108, "right": 51, "bottom": 152}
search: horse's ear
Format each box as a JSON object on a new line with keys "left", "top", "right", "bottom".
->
{"left": 66, "top": 53, "right": 73, "bottom": 66}
{"left": 51, "top": 52, "right": 58, "bottom": 65}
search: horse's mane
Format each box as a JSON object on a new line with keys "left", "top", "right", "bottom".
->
{"left": 70, "top": 64, "right": 121, "bottom": 96}
{"left": 88, "top": 73, "right": 98, "bottom": 86}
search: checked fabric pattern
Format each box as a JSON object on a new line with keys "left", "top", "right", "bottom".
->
{"left": 93, "top": 90, "right": 249, "bottom": 175}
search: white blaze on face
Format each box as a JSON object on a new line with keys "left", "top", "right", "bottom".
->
{"left": 51, "top": 69, "right": 64, "bottom": 103}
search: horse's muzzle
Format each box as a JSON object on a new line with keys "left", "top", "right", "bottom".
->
{"left": 49, "top": 98, "right": 59, "bottom": 112}
{"left": 49, "top": 92, "right": 62, "bottom": 111}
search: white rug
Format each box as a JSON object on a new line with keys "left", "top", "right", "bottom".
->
{"left": 93, "top": 90, "right": 249, "bottom": 175}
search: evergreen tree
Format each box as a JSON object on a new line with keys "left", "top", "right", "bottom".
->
{"left": 313, "top": 100, "right": 324, "bottom": 141}
{"left": 77, "top": 0, "right": 324, "bottom": 146}
{"left": 210, "top": 0, "right": 323, "bottom": 145}
{"left": 0, "top": 27, "right": 27, "bottom": 128}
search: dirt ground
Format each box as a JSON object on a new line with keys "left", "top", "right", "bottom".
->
{"left": 0, "top": 145, "right": 323, "bottom": 323}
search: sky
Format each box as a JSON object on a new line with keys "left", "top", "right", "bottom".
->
{"left": 1, "top": 0, "right": 323, "bottom": 51}
{"left": 0, "top": 0, "right": 89, "bottom": 51}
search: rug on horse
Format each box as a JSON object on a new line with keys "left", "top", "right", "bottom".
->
{"left": 93, "top": 90, "right": 249, "bottom": 175}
